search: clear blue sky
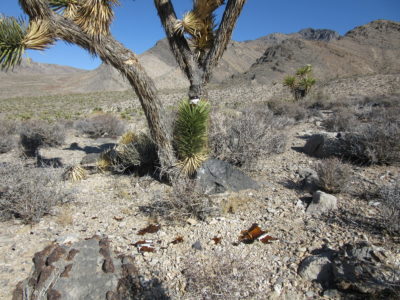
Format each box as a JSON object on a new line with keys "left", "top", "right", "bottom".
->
{"left": 2, "top": 0, "right": 400, "bottom": 70}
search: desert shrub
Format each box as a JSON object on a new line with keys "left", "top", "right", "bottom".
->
{"left": 209, "top": 106, "right": 291, "bottom": 170}
{"left": 0, "top": 162, "right": 73, "bottom": 224}
{"left": 315, "top": 157, "right": 352, "bottom": 193}
{"left": 379, "top": 181, "right": 400, "bottom": 235}
{"left": 173, "top": 99, "right": 210, "bottom": 176}
{"left": 183, "top": 250, "right": 265, "bottom": 299}
{"left": 267, "top": 99, "right": 308, "bottom": 121}
{"left": 74, "top": 113, "right": 125, "bottom": 138}
{"left": 146, "top": 178, "right": 217, "bottom": 222}
{"left": 0, "top": 118, "right": 18, "bottom": 153}
{"left": 99, "top": 133, "right": 157, "bottom": 174}
{"left": 19, "top": 120, "right": 66, "bottom": 157}
{"left": 341, "top": 122, "right": 400, "bottom": 165}
{"left": 323, "top": 108, "right": 358, "bottom": 132}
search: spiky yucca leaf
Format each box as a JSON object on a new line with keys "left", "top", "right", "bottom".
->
{"left": 0, "top": 16, "right": 26, "bottom": 70}
{"left": 174, "top": 11, "right": 203, "bottom": 36}
{"left": 48, "top": 0, "right": 79, "bottom": 19}
{"left": 63, "top": 165, "right": 87, "bottom": 182}
{"left": 118, "top": 131, "right": 136, "bottom": 146}
{"left": 296, "top": 64, "right": 312, "bottom": 77}
{"left": 22, "top": 19, "right": 53, "bottom": 50}
{"left": 174, "top": 99, "right": 210, "bottom": 176}
{"left": 74, "top": 0, "right": 119, "bottom": 37}
{"left": 283, "top": 75, "right": 296, "bottom": 89}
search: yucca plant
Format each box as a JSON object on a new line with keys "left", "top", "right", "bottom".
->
{"left": 282, "top": 65, "right": 316, "bottom": 101}
{"left": 0, "top": 16, "right": 53, "bottom": 70}
{"left": 173, "top": 0, "right": 223, "bottom": 57}
{"left": 174, "top": 99, "right": 210, "bottom": 176}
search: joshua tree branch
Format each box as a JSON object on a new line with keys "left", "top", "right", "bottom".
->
{"left": 153, "top": 0, "right": 204, "bottom": 99}
{"left": 202, "top": 0, "right": 246, "bottom": 84}
{"left": 18, "top": 0, "right": 177, "bottom": 169}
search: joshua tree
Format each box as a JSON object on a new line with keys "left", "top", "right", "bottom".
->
{"left": 283, "top": 64, "right": 316, "bottom": 101}
{"left": 0, "top": 0, "right": 246, "bottom": 172}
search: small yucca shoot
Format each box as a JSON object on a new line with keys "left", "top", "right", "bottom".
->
{"left": 174, "top": 99, "right": 210, "bottom": 176}
{"left": 63, "top": 165, "right": 88, "bottom": 182}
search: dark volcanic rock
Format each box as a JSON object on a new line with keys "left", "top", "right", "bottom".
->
{"left": 298, "top": 28, "right": 340, "bottom": 42}
{"left": 13, "top": 237, "right": 168, "bottom": 300}
{"left": 196, "top": 159, "right": 259, "bottom": 195}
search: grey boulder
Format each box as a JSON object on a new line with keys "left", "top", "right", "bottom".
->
{"left": 195, "top": 159, "right": 259, "bottom": 195}
{"left": 306, "top": 191, "right": 337, "bottom": 215}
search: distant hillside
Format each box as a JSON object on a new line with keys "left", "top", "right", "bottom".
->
{"left": 0, "top": 20, "right": 399, "bottom": 99}
{"left": 228, "top": 20, "right": 400, "bottom": 86}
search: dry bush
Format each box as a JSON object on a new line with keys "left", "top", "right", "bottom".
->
{"left": 147, "top": 178, "right": 217, "bottom": 222}
{"left": 379, "top": 180, "right": 400, "bottom": 235}
{"left": 267, "top": 99, "right": 308, "bottom": 121}
{"left": 0, "top": 118, "right": 18, "bottom": 153}
{"left": 341, "top": 122, "right": 400, "bottom": 165}
{"left": 315, "top": 157, "right": 352, "bottom": 193}
{"left": 74, "top": 113, "right": 126, "bottom": 138}
{"left": 19, "top": 120, "right": 66, "bottom": 157}
{"left": 209, "top": 105, "right": 291, "bottom": 170}
{"left": 0, "top": 162, "right": 73, "bottom": 224}
{"left": 323, "top": 107, "right": 358, "bottom": 132}
{"left": 183, "top": 250, "right": 265, "bottom": 299}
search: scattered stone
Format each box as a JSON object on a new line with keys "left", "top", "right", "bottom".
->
{"left": 196, "top": 159, "right": 260, "bottom": 194}
{"left": 192, "top": 241, "right": 202, "bottom": 251}
{"left": 306, "top": 191, "right": 337, "bottom": 215}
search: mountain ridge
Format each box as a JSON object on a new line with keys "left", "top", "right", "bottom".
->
{"left": 0, "top": 19, "right": 399, "bottom": 99}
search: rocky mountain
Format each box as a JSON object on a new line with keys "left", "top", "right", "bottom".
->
{"left": 0, "top": 20, "right": 399, "bottom": 99}
{"left": 229, "top": 20, "right": 400, "bottom": 86}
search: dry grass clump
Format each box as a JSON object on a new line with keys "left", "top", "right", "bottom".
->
{"left": 19, "top": 120, "right": 66, "bottom": 157}
{"left": 0, "top": 162, "right": 73, "bottom": 224}
{"left": 315, "top": 157, "right": 352, "bottom": 194}
{"left": 74, "top": 112, "right": 125, "bottom": 138}
{"left": 146, "top": 178, "right": 217, "bottom": 222}
{"left": 183, "top": 250, "right": 264, "bottom": 299}
{"left": 379, "top": 180, "right": 400, "bottom": 235}
{"left": 209, "top": 105, "right": 291, "bottom": 170}
{"left": 62, "top": 165, "right": 87, "bottom": 182}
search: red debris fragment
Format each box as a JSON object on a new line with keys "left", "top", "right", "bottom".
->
{"left": 171, "top": 237, "right": 184, "bottom": 244}
{"left": 212, "top": 236, "right": 222, "bottom": 244}
{"left": 137, "top": 224, "right": 160, "bottom": 235}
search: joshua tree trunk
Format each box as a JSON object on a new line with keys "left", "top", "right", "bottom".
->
{"left": 19, "top": 0, "right": 176, "bottom": 170}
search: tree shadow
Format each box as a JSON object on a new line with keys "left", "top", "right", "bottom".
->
{"left": 64, "top": 142, "right": 115, "bottom": 154}
{"left": 36, "top": 155, "right": 63, "bottom": 168}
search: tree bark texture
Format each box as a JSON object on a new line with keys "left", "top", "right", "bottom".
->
{"left": 19, "top": 0, "right": 176, "bottom": 170}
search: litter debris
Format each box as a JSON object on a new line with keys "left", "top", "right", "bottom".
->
{"left": 137, "top": 224, "right": 160, "bottom": 235}
{"left": 239, "top": 223, "right": 277, "bottom": 244}
{"left": 132, "top": 240, "right": 156, "bottom": 253}
{"left": 212, "top": 236, "right": 222, "bottom": 244}
{"left": 171, "top": 236, "right": 184, "bottom": 244}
